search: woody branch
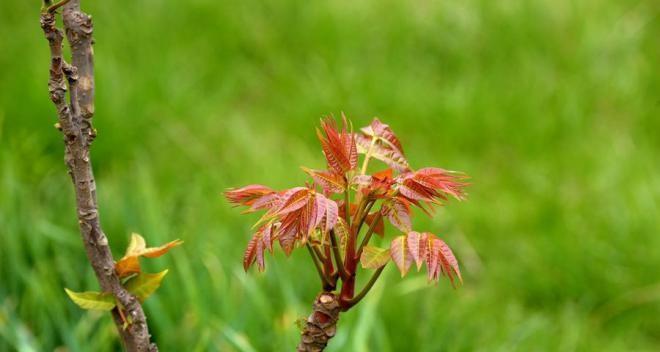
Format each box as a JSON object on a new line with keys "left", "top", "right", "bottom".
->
{"left": 40, "top": 1, "right": 157, "bottom": 350}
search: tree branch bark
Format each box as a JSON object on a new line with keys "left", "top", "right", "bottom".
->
{"left": 40, "top": 2, "right": 157, "bottom": 350}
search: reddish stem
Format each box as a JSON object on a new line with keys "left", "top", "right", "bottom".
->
{"left": 322, "top": 245, "right": 335, "bottom": 282}
{"left": 330, "top": 230, "right": 349, "bottom": 280}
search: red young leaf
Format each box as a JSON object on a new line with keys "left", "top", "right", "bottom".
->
{"left": 249, "top": 192, "right": 280, "bottom": 212}
{"left": 353, "top": 169, "right": 395, "bottom": 198}
{"left": 324, "top": 197, "right": 339, "bottom": 233}
{"left": 262, "top": 222, "right": 275, "bottom": 253}
{"left": 363, "top": 118, "right": 404, "bottom": 154}
{"left": 244, "top": 187, "right": 341, "bottom": 257}
{"left": 372, "top": 168, "right": 393, "bottom": 179}
{"left": 243, "top": 232, "right": 259, "bottom": 271}
{"left": 341, "top": 113, "right": 359, "bottom": 169}
{"left": 423, "top": 233, "right": 462, "bottom": 286}
{"left": 275, "top": 187, "right": 310, "bottom": 215}
{"left": 225, "top": 185, "right": 275, "bottom": 207}
{"left": 278, "top": 224, "right": 297, "bottom": 256}
{"left": 365, "top": 211, "right": 385, "bottom": 237}
{"left": 406, "top": 231, "right": 427, "bottom": 270}
{"left": 426, "top": 236, "right": 440, "bottom": 281}
{"left": 298, "top": 194, "right": 315, "bottom": 242}
{"left": 390, "top": 235, "right": 412, "bottom": 276}
{"left": 382, "top": 197, "right": 412, "bottom": 232}
{"left": 357, "top": 118, "right": 409, "bottom": 171}
{"left": 415, "top": 168, "right": 468, "bottom": 200}
{"left": 317, "top": 116, "right": 358, "bottom": 174}
{"left": 397, "top": 168, "right": 469, "bottom": 211}
{"left": 243, "top": 224, "right": 276, "bottom": 271}
{"left": 306, "top": 194, "right": 324, "bottom": 236}
{"left": 302, "top": 167, "right": 346, "bottom": 194}
{"left": 255, "top": 237, "right": 265, "bottom": 271}
{"left": 352, "top": 174, "right": 372, "bottom": 188}
{"left": 398, "top": 182, "right": 434, "bottom": 202}
{"left": 434, "top": 237, "right": 462, "bottom": 286}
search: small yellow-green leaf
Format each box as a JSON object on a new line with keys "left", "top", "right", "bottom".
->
{"left": 124, "top": 270, "right": 168, "bottom": 302}
{"left": 123, "top": 233, "right": 183, "bottom": 259}
{"left": 124, "top": 233, "right": 147, "bottom": 257}
{"left": 64, "top": 288, "right": 116, "bottom": 311}
{"left": 360, "top": 245, "right": 391, "bottom": 269}
{"left": 115, "top": 255, "right": 141, "bottom": 279}
{"left": 115, "top": 233, "right": 182, "bottom": 278}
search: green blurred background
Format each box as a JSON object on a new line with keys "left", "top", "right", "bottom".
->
{"left": 1, "top": 0, "right": 658, "bottom": 351}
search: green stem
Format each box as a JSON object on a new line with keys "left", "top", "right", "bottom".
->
{"left": 307, "top": 244, "right": 332, "bottom": 289}
{"left": 344, "top": 187, "right": 351, "bottom": 229}
{"left": 330, "top": 230, "right": 349, "bottom": 280}
{"left": 346, "top": 264, "right": 386, "bottom": 308}
{"left": 314, "top": 244, "right": 336, "bottom": 286}
{"left": 354, "top": 200, "right": 375, "bottom": 236}
{"left": 355, "top": 210, "right": 383, "bottom": 260}
{"left": 312, "top": 245, "right": 328, "bottom": 263}
{"left": 45, "top": 0, "right": 71, "bottom": 13}
{"left": 360, "top": 137, "right": 377, "bottom": 175}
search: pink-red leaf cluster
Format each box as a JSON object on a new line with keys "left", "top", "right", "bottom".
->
{"left": 357, "top": 118, "right": 409, "bottom": 171}
{"left": 390, "top": 232, "right": 462, "bottom": 286}
{"left": 317, "top": 115, "right": 358, "bottom": 175}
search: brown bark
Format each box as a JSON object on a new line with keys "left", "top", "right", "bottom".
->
{"left": 297, "top": 292, "right": 341, "bottom": 352}
{"left": 40, "top": 2, "right": 157, "bottom": 351}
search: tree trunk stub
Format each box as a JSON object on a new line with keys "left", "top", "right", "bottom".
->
{"left": 297, "top": 292, "right": 342, "bottom": 352}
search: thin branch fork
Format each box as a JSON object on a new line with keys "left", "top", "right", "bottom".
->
{"left": 40, "top": 1, "right": 157, "bottom": 351}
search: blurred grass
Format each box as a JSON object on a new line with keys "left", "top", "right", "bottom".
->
{"left": 0, "top": 0, "right": 658, "bottom": 351}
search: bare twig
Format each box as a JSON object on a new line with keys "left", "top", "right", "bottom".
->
{"left": 40, "top": 1, "right": 157, "bottom": 350}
